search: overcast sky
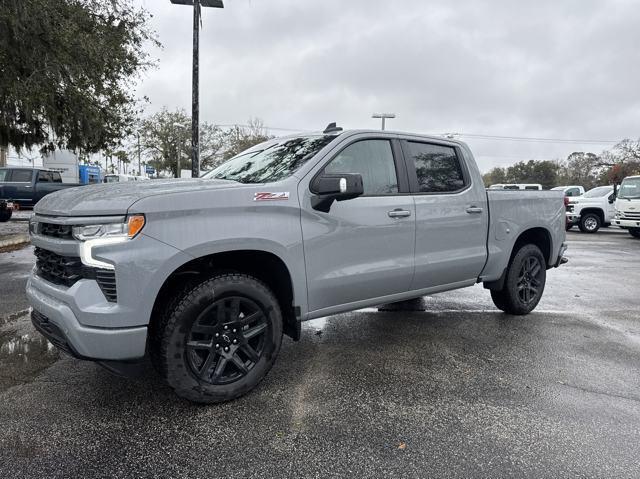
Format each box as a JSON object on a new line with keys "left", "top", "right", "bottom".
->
{"left": 135, "top": 0, "right": 640, "bottom": 172}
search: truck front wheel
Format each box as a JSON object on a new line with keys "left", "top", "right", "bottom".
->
{"left": 490, "top": 244, "right": 547, "bottom": 315}
{"left": 578, "top": 213, "right": 601, "bottom": 233}
{"left": 151, "top": 273, "right": 283, "bottom": 403}
{"left": 629, "top": 228, "right": 640, "bottom": 239}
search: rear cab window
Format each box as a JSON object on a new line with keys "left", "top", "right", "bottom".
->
{"left": 402, "top": 141, "right": 468, "bottom": 193}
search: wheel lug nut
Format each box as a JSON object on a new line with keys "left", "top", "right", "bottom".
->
{"left": 215, "top": 333, "right": 219, "bottom": 337}
{"left": 224, "top": 346, "right": 229, "bottom": 352}
{"left": 224, "top": 325, "right": 228, "bottom": 330}
{"left": 215, "top": 344, "right": 219, "bottom": 349}
{"left": 232, "top": 339, "right": 238, "bottom": 344}
{"left": 232, "top": 329, "right": 236, "bottom": 333}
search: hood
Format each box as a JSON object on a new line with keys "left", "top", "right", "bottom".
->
{"left": 34, "top": 178, "right": 242, "bottom": 216}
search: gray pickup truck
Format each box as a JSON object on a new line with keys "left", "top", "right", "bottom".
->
{"left": 27, "top": 127, "right": 567, "bottom": 403}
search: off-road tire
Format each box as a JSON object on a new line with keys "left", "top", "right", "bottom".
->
{"left": 629, "top": 228, "right": 640, "bottom": 239}
{"left": 578, "top": 213, "right": 601, "bottom": 233}
{"left": 490, "top": 244, "right": 546, "bottom": 315}
{"left": 151, "top": 273, "right": 283, "bottom": 404}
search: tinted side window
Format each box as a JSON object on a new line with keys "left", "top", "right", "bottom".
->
{"left": 11, "top": 169, "right": 33, "bottom": 182}
{"left": 38, "top": 172, "right": 51, "bottom": 182}
{"left": 525, "top": 186, "right": 539, "bottom": 190}
{"left": 51, "top": 172, "right": 62, "bottom": 183}
{"left": 405, "top": 142, "right": 466, "bottom": 193}
{"left": 325, "top": 140, "right": 398, "bottom": 195}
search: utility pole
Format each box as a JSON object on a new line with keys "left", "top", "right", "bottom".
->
{"left": 170, "top": 0, "right": 224, "bottom": 179}
{"left": 137, "top": 132, "right": 141, "bottom": 177}
{"left": 372, "top": 113, "right": 396, "bottom": 131}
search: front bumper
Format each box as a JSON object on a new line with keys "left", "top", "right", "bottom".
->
{"left": 613, "top": 218, "right": 640, "bottom": 229}
{"left": 566, "top": 212, "right": 580, "bottom": 224}
{"left": 27, "top": 275, "right": 147, "bottom": 360}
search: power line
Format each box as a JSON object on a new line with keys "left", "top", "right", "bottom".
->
{"left": 451, "top": 133, "right": 620, "bottom": 145}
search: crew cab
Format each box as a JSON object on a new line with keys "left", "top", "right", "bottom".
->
{"left": 0, "top": 167, "right": 80, "bottom": 221}
{"left": 26, "top": 127, "right": 567, "bottom": 403}
{"left": 613, "top": 175, "right": 640, "bottom": 238}
{"left": 565, "top": 185, "right": 616, "bottom": 233}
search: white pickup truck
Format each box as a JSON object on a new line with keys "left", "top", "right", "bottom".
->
{"left": 566, "top": 186, "right": 616, "bottom": 233}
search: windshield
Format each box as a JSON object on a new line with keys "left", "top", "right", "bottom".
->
{"left": 583, "top": 186, "right": 612, "bottom": 198}
{"left": 203, "top": 135, "right": 337, "bottom": 184}
{"left": 618, "top": 177, "right": 640, "bottom": 199}
{"left": 105, "top": 175, "right": 120, "bottom": 183}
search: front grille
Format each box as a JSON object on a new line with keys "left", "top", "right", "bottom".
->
{"left": 35, "top": 247, "right": 83, "bottom": 286}
{"left": 34, "top": 247, "right": 117, "bottom": 302}
{"left": 39, "top": 222, "right": 73, "bottom": 240}
{"left": 566, "top": 204, "right": 575, "bottom": 213}
{"left": 620, "top": 211, "right": 640, "bottom": 220}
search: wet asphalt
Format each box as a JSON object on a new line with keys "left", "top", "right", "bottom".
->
{"left": 0, "top": 228, "right": 639, "bottom": 478}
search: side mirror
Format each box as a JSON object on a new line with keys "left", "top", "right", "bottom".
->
{"left": 608, "top": 196, "right": 615, "bottom": 204}
{"left": 311, "top": 173, "right": 364, "bottom": 213}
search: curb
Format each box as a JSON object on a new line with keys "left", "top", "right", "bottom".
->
{"left": 0, "top": 234, "right": 30, "bottom": 249}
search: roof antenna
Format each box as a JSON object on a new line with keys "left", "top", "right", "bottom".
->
{"left": 323, "top": 122, "right": 343, "bottom": 134}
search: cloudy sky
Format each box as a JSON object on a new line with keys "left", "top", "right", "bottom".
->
{"left": 135, "top": 0, "right": 640, "bottom": 172}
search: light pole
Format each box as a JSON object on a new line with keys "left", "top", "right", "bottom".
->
{"left": 170, "top": 0, "right": 224, "bottom": 179}
{"left": 173, "top": 122, "right": 186, "bottom": 178}
{"left": 372, "top": 113, "right": 396, "bottom": 131}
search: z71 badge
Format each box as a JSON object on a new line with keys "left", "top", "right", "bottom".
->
{"left": 254, "top": 192, "right": 290, "bottom": 201}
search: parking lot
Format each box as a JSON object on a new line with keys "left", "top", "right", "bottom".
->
{"left": 1, "top": 227, "right": 639, "bottom": 478}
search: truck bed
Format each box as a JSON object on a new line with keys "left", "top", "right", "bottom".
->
{"left": 480, "top": 189, "right": 566, "bottom": 282}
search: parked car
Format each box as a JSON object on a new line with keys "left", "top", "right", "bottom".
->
{"left": 613, "top": 175, "right": 640, "bottom": 238}
{"left": 0, "top": 167, "right": 81, "bottom": 222}
{"left": 27, "top": 127, "right": 567, "bottom": 403}
{"left": 566, "top": 186, "right": 616, "bottom": 233}
{"left": 488, "top": 183, "right": 543, "bottom": 190}
{"left": 104, "top": 174, "right": 147, "bottom": 183}
{"left": 551, "top": 185, "right": 585, "bottom": 197}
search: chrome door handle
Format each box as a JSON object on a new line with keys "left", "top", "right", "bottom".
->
{"left": 466, "top": 206, "right": 483, "bottom": 214}
{"left": 388, "top": 209, "right": 411, "bottom": 218}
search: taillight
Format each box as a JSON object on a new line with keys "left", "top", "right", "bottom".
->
{"left": 564, "top": 196, "right": 570, "bottom": 209}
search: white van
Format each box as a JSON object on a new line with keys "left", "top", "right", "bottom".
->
{"left": 613, "top": 175, "right": 640, "bottom": 238}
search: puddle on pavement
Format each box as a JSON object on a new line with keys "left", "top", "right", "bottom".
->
{"left": 0, "top": 316, "right": 60, "bottom": 392}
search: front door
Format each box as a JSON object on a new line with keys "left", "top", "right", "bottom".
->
{"left": 300, "top": 138, "right": 416, "bottom": 313}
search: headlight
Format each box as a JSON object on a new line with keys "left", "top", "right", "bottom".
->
{"left": 75, "top": 215, "right": 145, "bottom": 270}
{"left": 72, "top": 215, "right": 145, "bottom": 241}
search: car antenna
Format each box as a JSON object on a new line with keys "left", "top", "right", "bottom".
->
{"left": 323, "top": 122, "right": 343, "bottom": 134}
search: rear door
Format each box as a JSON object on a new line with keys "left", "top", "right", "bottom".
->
{"left": 401, "top": 139, "right": 489, "bottom": 289}
{"left": 8, "top": 169, "right": 35, "bottom": 206}
{"left": 300, "top": 136, "right": 416, "bottom": 313}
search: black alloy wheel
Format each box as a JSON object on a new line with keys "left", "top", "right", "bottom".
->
{"left": 186, "top": 296, "right": 269, "bottom": 385}
{"left": 151, "top": 273, "right": 283, "bottom": 404}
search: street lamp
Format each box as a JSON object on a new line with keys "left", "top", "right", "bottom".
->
{"left": 372, "top": 113, "right": 396, "bottom": 131}
{"left": 173, "top": 122, "right": 186, "bottom": 178}
{"left": 170, "top": 0, "right": 224, "bottom": 179}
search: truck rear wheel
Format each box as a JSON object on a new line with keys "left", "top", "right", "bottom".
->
{"left": 151, "top": 273, "right": 283, "bottom": 404}
{"left": 490, "top": 244, "right": 546, "bottom": 315}
{"left": 0, "top": 210, "right": 12, "bottom": 222}
{"left": 578, "top": 213, "right": 601, "bottom": 233}
{"left": 629, "top": 228, "right": 640, "bottom": 239}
